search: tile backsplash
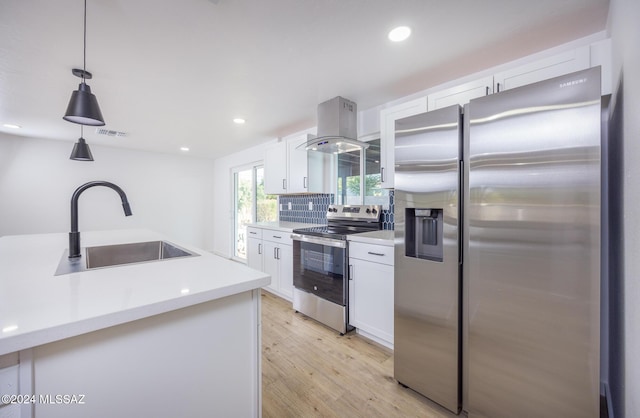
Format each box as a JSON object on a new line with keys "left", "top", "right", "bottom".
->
{"left": 278, "top": 191, "right": 394, "bottom": 230}
{"left": 278, "top": 194, "right": 333, "bottom": 224}
{"left": 381, "top": 191, "right": 394, "bottom": 230}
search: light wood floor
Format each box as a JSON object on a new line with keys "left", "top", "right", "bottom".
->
{"left": 261, "top": 290, "right": 458, "bottom": 418}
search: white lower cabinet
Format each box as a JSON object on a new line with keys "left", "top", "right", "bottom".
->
{"left": 256, "top": 228, "right": 294, "bottom": 301}
{"left": 247, "top": 227, "right": 263, "bottom": 271}
{"left": 348, "top": 242, "right": 394, "bottom": 348}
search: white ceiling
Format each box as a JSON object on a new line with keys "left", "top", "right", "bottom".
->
{"left": 0, "top": 0, "right": 609, "bottom": 159}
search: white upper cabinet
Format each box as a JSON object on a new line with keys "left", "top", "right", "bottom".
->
{"left": 264, "top": 141, "right": 288, "bottom": 195}
{"left": 428, "top": 76, "right": 494, "bottom": 110}
{"left": 286, "top": 134, "right": 309, "bottom": 194}
{"left": 265, "top": 131, "right": 331, "bottom": 195}
{"left": 493, "top": 46, "right": 590, "bottom": 92}
{"left": 379, "top": 97, "right": 428, "bottom": 189}
{"left": 590, "top": 39, "right": 612, "bottom": 95}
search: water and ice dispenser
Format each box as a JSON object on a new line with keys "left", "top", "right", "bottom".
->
{"left": 405, "top": 208, "right": 443, "bottom": 262}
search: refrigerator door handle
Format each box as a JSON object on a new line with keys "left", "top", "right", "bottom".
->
{"left": 459, "top": 160, "right": 464, "bottom": 266}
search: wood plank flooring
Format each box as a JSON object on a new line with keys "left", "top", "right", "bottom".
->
{"left": 261, "top": 290, "right": 458, "bottom": 418}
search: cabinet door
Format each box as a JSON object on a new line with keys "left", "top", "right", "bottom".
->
{"left": 264, "top": 141, "right": 288, "bottom": 195}
{"left": 493, "top": 46, "right": 590, "bottom": 92}
{"left": 277, "top": 244, "right": 293, "bottom": 300}
{"left": 350, "top": 258, "right": 394, "bottom": 344}
{"left": 379, "top": 97, "right": 428, "bottom": 189}
{"left": 428, "top": 76, "right": 494, "bottom": 110}
{"left": 247, "top": 237, "right": 263, "bottom": 271}
{"left": 287, "top": 135, "right": 309, "bottom": 194}
{"left": 262, "top": 241, "right": 280, "bottom": 293}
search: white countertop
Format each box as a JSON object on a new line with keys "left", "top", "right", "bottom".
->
{"left": 348, "top": 230, "right": 395, "bottom": 246}
{"left": 248, "top": 221, "right": 321, "bottom": 233}
{"left": 0, "top": 229, "right": 270, "bottom": 356}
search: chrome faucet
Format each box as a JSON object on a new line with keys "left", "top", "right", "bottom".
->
{"left": 69, "top": 181, "right": 133, "bottom": 259}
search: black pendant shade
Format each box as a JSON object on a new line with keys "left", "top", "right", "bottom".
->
{"left": 70, "top": 136, "right": 94, "bottom": 161}
{"left": 63, "top": 81, "right": 105, "bottom": 126}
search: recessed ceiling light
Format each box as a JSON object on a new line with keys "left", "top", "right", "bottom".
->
{"left": 180, "top": 147, "right": 190, "bottom": 152}
{"left": 388, "top": 26, "right": 411, "bottom": 42}
{"left": 233, "top": 118, "right": 246, "bottom": 124}
{"left": 3, "top": 123, "right": 21, "bottom": 129}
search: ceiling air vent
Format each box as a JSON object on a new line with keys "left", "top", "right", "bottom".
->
{"left": 95, "top": 128, "right": 127, "bottom": 137}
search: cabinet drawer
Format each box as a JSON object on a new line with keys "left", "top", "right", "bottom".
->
{"left": 247, "top": 227, "right": 263, "bottom": 239}
{"left": 349, "top": 242, "right": 394, "bottom": 265}
{"left": 262, "top": 229, "right": 292, "bottom": 245}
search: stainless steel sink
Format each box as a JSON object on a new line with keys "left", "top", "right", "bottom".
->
{"left": 55, "top": 240, "right": 199, "bottom": 275}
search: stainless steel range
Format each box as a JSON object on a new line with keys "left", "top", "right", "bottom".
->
{"left": 291, "top": 204, "right": 382, "bottom": 334}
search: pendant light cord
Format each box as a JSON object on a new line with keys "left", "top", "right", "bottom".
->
{"left": 82, "top": 0, "right": 87, "bottom": 82}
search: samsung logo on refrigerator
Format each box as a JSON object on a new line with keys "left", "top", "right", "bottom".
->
{"left": 559, "top": 78, "right": 587, "bottom": 88}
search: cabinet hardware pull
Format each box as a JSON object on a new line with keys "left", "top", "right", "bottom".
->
{"left": 274, "top": 248, "right": 277, "bottom": 259}
{"left": 349, "top": 264, "right": 353, "bottom": 280}
{"left": 380, "top": 167, "right": 385, "bottom": 182}
{"left": 273, "top": 235, "right": 282, "bottom": 239}
{"left": 496, "top": 82, "right": 501, "bottom": 93}
{"left": 303, "top": 176, "right": 307, "bottom": 188}
{"left": 485, "top": 86, "right": 490, "bottom": 96}
{"left": 258, "top": 243, "right": 262, "bottom": 255}
{"left": 249, "top": 231, "right": 257, "bottom": 235}
{"left": 282, "top": 179, "right": 286, "bottom": 190}
{"left": 276, "top": 247, "right": 280, "bottom": 260}
{"left": 368, "top": 251, "right": 385, "bottom": 256}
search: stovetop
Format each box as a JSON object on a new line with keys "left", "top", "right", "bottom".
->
{"left": 293, "top": 205, "right": 382, "bottom": 240}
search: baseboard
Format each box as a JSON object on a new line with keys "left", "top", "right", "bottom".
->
{"left": 355, "top": 328, "right": 394, "bottom": 350}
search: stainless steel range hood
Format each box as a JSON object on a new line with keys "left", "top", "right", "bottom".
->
{"left": 300, "top": 96, "right": 369, "bottom": 154}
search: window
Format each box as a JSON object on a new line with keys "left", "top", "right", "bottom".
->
{"left": 233, "top": 164, "right": 277, "bottom": 260}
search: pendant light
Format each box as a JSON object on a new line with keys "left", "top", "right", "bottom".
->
{"left": 63, "top": 0, "right": 105, "bottom": 126}
{"left": 70, "top": 126, "right": 94, "bottom": 161}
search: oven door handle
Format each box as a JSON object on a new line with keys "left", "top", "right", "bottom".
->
{"left": 290, "top": 233, "right": 347, "bottom": 249}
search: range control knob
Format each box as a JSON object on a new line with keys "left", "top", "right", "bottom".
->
{"left": 366, "top": 208, "right": 371, "bottom": 214}
{"left": 372, "top": 208, "right": 377, "bottom": 214}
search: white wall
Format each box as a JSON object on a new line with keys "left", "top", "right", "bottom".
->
{"left": 609, "top": 0, "right": 640, "bottom": 417}
{"left": 0, "top": 134, "right": 214, "bottom": 250}
{"left": 211, "top": 139, "right": 275, "bottom": 258}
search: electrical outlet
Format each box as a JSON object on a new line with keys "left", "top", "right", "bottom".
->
{"left": 288, "top": 202, "right": 292, "bottom": 210}
{"left": 308, "top": 202, "right": 313, "bottom": 210}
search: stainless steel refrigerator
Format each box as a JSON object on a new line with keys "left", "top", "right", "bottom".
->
{"left": 394, "top": 104, "right": 463, "bottom": 414}
{"left": 463, "top": 66, "right": 602, "bottom": 418}
{"left": 394, "top": 66, "right": 602, "bottom": 417}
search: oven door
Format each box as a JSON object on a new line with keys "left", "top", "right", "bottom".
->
{"left": 291, "top": 234, "right": 347, "bottom": 306}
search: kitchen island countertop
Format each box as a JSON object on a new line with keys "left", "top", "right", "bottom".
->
{"left": 0, "top": 229, "right": 270, "bottom": 356}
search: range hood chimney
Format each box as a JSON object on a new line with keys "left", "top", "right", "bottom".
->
{"left": 301, "top": 96, "right": 369, "bottom": 154}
